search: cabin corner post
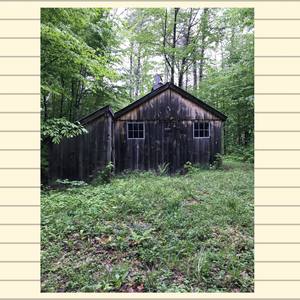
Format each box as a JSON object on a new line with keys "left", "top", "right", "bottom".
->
{"left": 221, "top": 121, "right": 225, "bottom": 155}
{"left": 106, "top": 113, "right": 114, "bottom": 166}
{"left": 111, "top": 117, "right": 116, "bottom": 169}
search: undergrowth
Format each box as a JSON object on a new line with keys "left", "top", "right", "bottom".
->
{"left": 41, "top": 159, "right": 254, "bottom": 293}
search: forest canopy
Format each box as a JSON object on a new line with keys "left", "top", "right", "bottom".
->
{"left": 41, "top": 7, "right": 254, "bottom": 158}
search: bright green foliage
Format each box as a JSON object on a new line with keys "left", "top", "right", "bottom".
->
{"left": 41, "top": 159, "right": 253, "bottom": 292}
{"left": 41, "top": 8, "right": 254, "bottom": 176}
{"left": 41, "top": 8, "right": 126, "bottom": 123}
{"left": 194, "top": 8, "right": 254, "bottom": 157}
{"left": 41, "top": 118, "right": 88, "bottom": 144}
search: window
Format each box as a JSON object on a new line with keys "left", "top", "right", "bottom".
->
{"left": 193, "top": 121, "right": 210, "bottom": 138}
{"left": 127, "top": 122, "right": 144, "bottom": 139}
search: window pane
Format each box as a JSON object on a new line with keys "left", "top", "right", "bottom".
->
{"left": 127, "top": 122, "right": 144, "bottom": 139}
{"left": 138, "top": 130, "right": 144, "bottom": 139}
{"left": 204, "top": 130, "right": 209, "bottom": 137}
{"left": 194, "top": 122, "right": 210, "bottom": 138}
{"left": 199, "top": 129, "right": 203, "bottom": 137}
{"left": 128, "top": 130, "right": 134, "bottom": 139}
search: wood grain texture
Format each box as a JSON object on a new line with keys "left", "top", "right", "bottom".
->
{"left": 114, "top": 88, "right": 224, "bottom": 172}
{"left": 49, "top": 111, "right": 113, "bottom": 181}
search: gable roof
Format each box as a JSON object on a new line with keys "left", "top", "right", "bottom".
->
{"left": 114, "top": 82, "right": 227, "bottom": 121}
{"left": 79, "top": 105, "right": 114, "bottom": 125}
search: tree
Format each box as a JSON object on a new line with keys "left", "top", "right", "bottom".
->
{"left": 41, "top": 7, "right": 255, "bottom": 177}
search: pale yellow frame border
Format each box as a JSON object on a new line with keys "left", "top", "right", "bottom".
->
{"left": 1, "top": 0, "right": 300, "bottom": 299}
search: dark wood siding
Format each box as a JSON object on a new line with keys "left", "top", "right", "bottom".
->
{"left": 49, "top": 112, "right": 113, "bottom": 182}
{"left": 48, "top": 86, "right": 225, "bottom": 180}
{"left": 114, "top": 89, "right": 223, "bottom": 172}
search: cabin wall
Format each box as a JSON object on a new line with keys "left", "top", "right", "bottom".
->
{"left": 49, "top": 113, "right": 113, "bottom": 182}
{"left": 114, "top": 89, "right": 224, "bottom": 172}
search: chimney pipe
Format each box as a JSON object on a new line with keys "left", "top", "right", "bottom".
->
{"left": 152, "top": 74, "right": 163, "bottom": 91}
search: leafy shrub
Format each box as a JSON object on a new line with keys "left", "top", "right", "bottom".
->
{"left": 157, "top": 162, "right": 169, "bottom": 176}
{"left": 211, "top": 153, "right": 223, "bottom": 169}
{"left": 93, "top": 161, "right": 114, "bottom": 184}
{"left": 41, "top": 118, "right": 88, "bottom": 144}
{"left": 183, "top": 161, "right": 204, "bottom": 174}
{"left": 226, "top": 145, "right": 254, "bottom": 163}
{"left": 183, "top": 161, "right": 193, "bottom": 173}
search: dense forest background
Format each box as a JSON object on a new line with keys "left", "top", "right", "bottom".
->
{"left": 41, "top": 8, "right": 254, "bottom": 161}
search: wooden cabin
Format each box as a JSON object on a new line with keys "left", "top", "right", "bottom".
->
{"left": 49, "top": 81, "right": 227, "bottom": 181}
{"left": 49, "top": 106, "right": 113, "bottom": 181}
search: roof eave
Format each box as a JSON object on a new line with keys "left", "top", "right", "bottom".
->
{"left": 169, "top": 83, "right": 227, "bottom": 121}
{"left": 78, "top": 105, "right": 114, "bottom": 125}
{"left": 115, "top": 82, "right": 227, "bottom": 121}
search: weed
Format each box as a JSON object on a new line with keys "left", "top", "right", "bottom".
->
{"left": 157, "top": 162, "right": 169, "bottom": 175}
{"left": 41, "top": 158, "right": 254, "bottom": 292}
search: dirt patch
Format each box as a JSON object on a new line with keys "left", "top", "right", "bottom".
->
{"left": 182, "top": 198, "right": 202, "bottom": 206}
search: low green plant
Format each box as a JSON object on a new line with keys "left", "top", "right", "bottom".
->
{"left": 41, "top": 158, "right": 254, "bottom": 293}
{"left": 157, "top": 162, "right": 169, "bottom": 176}
{"left": 103, "top": 161, "right": 115, "bottom": 183}
{"left": 183, "top": 161, "right": 193, "bottom": 173}
{"left": 211, "top": 153, "right": 223, "bottom": 170}
{"left": 55, "top": 178, "right": 87, "bottom": 187}
{"left": 94, "top": 161, "right": 114, "bottom": 184}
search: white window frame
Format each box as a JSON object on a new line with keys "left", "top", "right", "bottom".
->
{"left": 127, "top": 121, "right": 145, "bottom": 140}
{"left": 193, "top": 121, "right": 210, "bottom": 139}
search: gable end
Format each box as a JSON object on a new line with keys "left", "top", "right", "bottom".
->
{"left": 115, "top": 83, "right": 227, "bottom": 121}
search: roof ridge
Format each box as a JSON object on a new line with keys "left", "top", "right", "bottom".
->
{"left": 115, "top": 82, "right": 227, "bottom": 121}
{"left": 79, "top": 105, "right": 114, "bottom": 125}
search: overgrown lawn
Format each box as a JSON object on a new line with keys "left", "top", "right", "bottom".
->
{"left": 41, "top": 160, "right": 254, "bottom": 293}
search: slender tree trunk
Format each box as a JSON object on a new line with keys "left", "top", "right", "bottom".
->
{"left": 198, "top": 8, "right": 209, "bottom": 86}
{"left": 198, "top": 48, "right": 205, "bottom": 83}
{"left": 185, "top": 70, "right": 188, "bottom": 90}
{"left": 171, "top": 8, "right": 179, "bottom": 84}
{"left": 43, "top": 94, "right": 49, "bottom": 120}
{"left": 164, "top": 61, "right": 169, "bottom": 82}
{"left": 178, "top": 72, "right": 183, "bottom": 87}
{"left": 129, "top": 41, "right": 134, "bottom": 98}
{"left": 70, "top": 80, "right": 75, "bottom": 120}
{"left": 134, "top": 45, "right": 141, "bottom": 98}
{"left": 59, "top": 77, "right": 65, "bottom": 117}
{"left": 162, "top": 8, "right": 172, "bottom": 81}
{"left": 178, "top": 8, "right": 194, "bottom": 88}
{"left": 193, "top": 61, "right": 198, "bottom": 89}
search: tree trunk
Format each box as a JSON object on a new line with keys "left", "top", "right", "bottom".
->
{"left": 193, "top": 61, "right": 198, "bottom": 89}
{"left": 178, "top": 8, "right": 194, "bottom": 88}
{"left": 198, "top": 8, "right": 209, "bottom": 85}
{"left": 43, "top": 94, "right": 49, "bottom": 120}
{"left": 129, "top": 41, "right": 134, "bottom": 98}
{"left": 59, "top": 77, "right": 65, "bottom": 118}
{"left": 134, "top": 45, "right": 141, "bottom": 98}
{"left": 162, "top": 8, "right": 171, "bottom": 81}
{"left": 198, "top": 48, "right": 205, "bottom": 83}
{"left": 185, "top": 71, "right": 188, "bottom": 90}
{"left": 171, "top": 8, "right": 179, "bottom": 84}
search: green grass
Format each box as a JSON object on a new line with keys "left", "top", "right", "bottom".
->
{"left": 41, "top": 159, "right": 254, "bottom": 293}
